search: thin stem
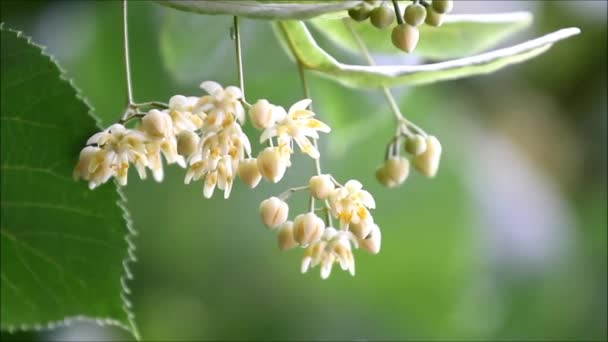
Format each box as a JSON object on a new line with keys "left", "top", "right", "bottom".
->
{"left": 392, "top": 0, "right": 404, "bottom": 25}
{"left": 278, "top": 185, "right": 309, "bottom": 201}
{"left": 343, "top": 19, "right": 427, "bottom": 137}
{"left": 122, "top": 0, "right": 134, "bottom": 106}
{"left": 134, "top": 101, "right": 169, "bottom": 109}
{"left": 233, "top": 16, "right": 250, "bottom": 107}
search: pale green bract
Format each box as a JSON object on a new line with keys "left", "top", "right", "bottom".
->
{"left": 310, "top": 12, "right": 534, "bottom": 59}
{"left": 0, "top": 26, "right": 139, "bottom": 339}
{"left": 274, "top": 20, "right": 580, "bottom": 89}
{"left": 156, "top": 0, "right": 363, "bottom": 20}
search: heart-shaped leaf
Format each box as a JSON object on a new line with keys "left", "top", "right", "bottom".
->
{"left": 275, "top": 20, "right": 580, "bottom": 89}
{"left": 0, "top": 26, "right": 138, "bottom": 338}
{"left": 311, "top": 12, "right": 533, "bottom": 59}
{"left": 156, "top": 0, "right": 363, "bottom": 20}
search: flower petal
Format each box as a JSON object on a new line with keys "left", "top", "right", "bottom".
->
{"left": 200, "top": 80, "right": 223, "bottom": 95}
{"left": 288, "top": 98, "right": 312, "bottom": 114}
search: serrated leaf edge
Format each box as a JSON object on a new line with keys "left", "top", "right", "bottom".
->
{"left": 0, "top": 23, "right": 140, "bottom": 340}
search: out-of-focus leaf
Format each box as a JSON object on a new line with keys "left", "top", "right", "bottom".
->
{"left": 0, "top": 26, "right": 138, "bottom": 338}
{"left": 156, "top": 1, "right": 362, "bottom": 20}
{"left": 311, "top": 12, "right": 533, "bottom": 59}
{"left": 275, "top": 20, "right": 580, "bottom": 88}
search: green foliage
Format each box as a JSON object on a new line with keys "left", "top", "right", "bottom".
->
{"left": 274, "top": 20, "right": 580, "bottom": 88}
{"left": 156, "top": 0, "right": 363, "bottom": 20}
{"left": 311, "top": 12, "right": 533, "bottom": 59}
{"left": 0, "top": 27, "right": 137, "bottom": 338}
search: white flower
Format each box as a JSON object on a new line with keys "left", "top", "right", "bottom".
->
{"left": 259, "top": 99, "right": 330, "bottom": 159}
{"left": 168, "top": 95, "right": 203, "bottom": 133}
{"left": 197, "top": 81, "right": 245, "bottom": 132}
{"left": 301, "top": 228, "right": 357, "bottom": 279}
{"left": 141, "top": 110, "right": 185, "bottom": 182}
{"left": 83, "top": 124, "right": 148, "bottom": 187}
{"left": 328, "top": 179, "right": 376, "bottom": 228}
{"left": 184, "top": 123, "right": 251, "bottom": 199}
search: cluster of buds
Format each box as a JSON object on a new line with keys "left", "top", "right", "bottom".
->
{"left": 260, "top": 177, "right": 381, "bottom": 279}
{"left": 348, "top": 0, "right": 455, "bottom": 53}
{"left": 376, "top": 131, "right": 442, "bottom": 187}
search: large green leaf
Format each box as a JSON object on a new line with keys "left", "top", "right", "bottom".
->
{"left": 0, "top": 27, "right": 138, "bottom": 338}
{"left": 275, "top": 20, "right": 580, "bottom": 89}
{"left": 157, "top": 0, "right": 363, "bottom": 20}
{"left": 311, "top": 12, "right": 533, "bottom": 59}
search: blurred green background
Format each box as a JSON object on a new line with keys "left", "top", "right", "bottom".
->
{"left": 1, "top": 1, "right": 606, "bottom": 341}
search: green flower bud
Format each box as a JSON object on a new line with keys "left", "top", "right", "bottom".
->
{"left": 403, "top": 3, "right": 427, "bottom": 27}
{"left": 425, "top": 7, "right": 445, "bottom": 27}
{"left": 404, "top": 134, "right": 427, "bottom": 155}
{"left": 370, "top": 4, "right": 395, "bottom": 29}
{"left": 176, "top": 130, "right": 199, "bottom": 158}
{"left": 413, "top": 135, "right": 442, "bottom": 178}
{"left": 348, "top": 4, "right": 372, "bottom": 22}
{"left": 431, "top": 0, "right": 453, "bottom": 14}
{"left": 391, "top": 24, "right": 419, "bottom": 53}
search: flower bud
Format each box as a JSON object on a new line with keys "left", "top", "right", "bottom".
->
{"left": 257, "top": 147, "right": 288, "bottom": 183}
{"left": 249, "top": 99, "right": 275, "bottom": 129}
{"left": 385, "top": 157, "right": 410, "bottom": 185}
{"left": 293, "top": 213, "right": 325, "bottom": 246}
{"left": 277, "top": 221, "right": 298, "bottom": 251}
{"left": 370, "top": 4, "right": 395, "bottom": 29}
{"left": 141, "top": 109, "right": 172, "bottom": 138}
{"left": 391, "top": 24, "right": 419, "bottom": 53}
{"left": 413, "top": 135, "right": 442, "bottom": 177}
{"left": 348, "top": 4, "right": 372, "bottom": 21}
{"left": 349, "top": 219, "right": 373, "bottom": 240}
{"left": 425, "top": 7, "right": 445, "bottom": 27}
{"left": 431, "top": 0, "right": 453, "bottom": 14}
{"left": 238, "top": 158, "right": 262, "bottom": 188}
{"left": 177, "top": 130, "right": 199, "bottom": 157}
{"left": 309, "top": 174, "right": 335, "bottom": 200}
{"left": 404, "top": 134, "right": 427, "bottom": 156}
{"left": 73, "top": 146, "right": 100, "bottom": 180}
{"left": 359, "top": 223, "right": 381, "bottom": 254}
{"left": 259, "top": 197, "right": 289, "bottom": 229}
{"left": 375, "top": 164, "right": 394, "bottom": 188}
{"left": 403, "top": 3, "right": 427, "bottom": 27}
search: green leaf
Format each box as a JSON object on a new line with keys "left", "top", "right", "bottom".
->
{"left": 0, "top": 26, "right": 138, "bottom": 338}
{"left": 157, "top": 0, "right": 363, "bottom": 20}
{"left": 275, "top": 20, "right": 580, "bottom": 89}
{"left": 311, "top": 12, "right": 533, "bottom": 59}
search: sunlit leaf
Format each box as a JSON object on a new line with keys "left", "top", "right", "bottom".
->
{"left": 311, "top": 12, "right": 534, "bottom": 59}
{"left": 0, "top": 26, "right": 138, "bottom": 338}
{"left": 156, "top": 0, "right": 363, "bottom": 20}
{"left": 275, "top": 20, "right": 580, "bottom": 88}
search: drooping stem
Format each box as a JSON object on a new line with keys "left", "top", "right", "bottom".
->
{"left": 122, "top": 0, "right": 134, "bottom": 106}
{"left": 343, "top": 19, "right": 427, "bottom": 137}
{"left": 392, "top": 0, "right": 405, "bottom": 25}
{"left": 233, "top": 16, "right": 251, "bottom": 108}
{"left": 296, "top": 61, "right": 333, "bottom": 227}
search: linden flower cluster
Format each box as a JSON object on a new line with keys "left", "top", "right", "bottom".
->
{"left": 260, "top": 176, "right": 381, "bottom": 279}
{"left": 75, "top": 81, "right": 252, "bottom": 198}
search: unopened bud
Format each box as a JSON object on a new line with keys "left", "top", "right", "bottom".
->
{"left": 385, "top": 157, "right": 410, "bottom": 185}
{"left": 375, "top": 164, "right": 394, "bottom": 187}
{"left": 259, "top": 197, "right": 289, "bottom": 229}
{"left": 141, "top": 109, "right": 172, "bottom": 138}
{"left": 177, "top": 130, "right": 199, "bottom": 157}
{"left": 257, "top": 147, "right": 288, "bottom": 183}
{"left": 431, "top": 0, "right": 453, "bottom": 14}
{"left": 238, "top": 158, "right": 262, "bottom": 188}
{"left": 349, "top": 219, "right": 373, "bottom": 240}
{"left": 359, "top": 223, "right": 381, "bottom": 254}
{"left": 293, "top": 213, "right": 325, "bottom": 246}
{"left": 277, "top": 221, "right": 298, "bottom": 251}
{"left": 370, "top": 4, "right": 395, "bottom": 29}
{"left": 309, "top": 174, "right": 335, "bottom": 200}
{"left": 348, "top": 4, "right": 372, "bottom": 21}
{"left": 425, "top": 7, "right": 445, "bottom": 27}
{"left": 403, "top": 3, "right": 427, "bottom": 27}
{"left": 413, "top": 135, "right": 442, "bottom": 177}
{"left": 391, "top": 24, "right": 419, "bottom": 53}
{"left": 73, "top": 146, "right": 100, "bottom": 180}
{"left": 404, "top": 134, "right": 427, "bottom": 155}
{"left": 250, "top": 99, "right": 275, "bottom": 129}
